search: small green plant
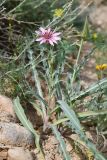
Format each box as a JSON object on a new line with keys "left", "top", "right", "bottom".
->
{"left": 1, "top": 0, "right": 107, "bottom": 159}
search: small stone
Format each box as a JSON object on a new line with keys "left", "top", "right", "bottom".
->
{"left": 0, "top": 150, "right": 8, "bottom": 159}
{"left": 66, "top": 143, "right": 73, "bottom": 152}
{"left": 0, "top": 122, "right": 34, "bottom": 148}
{"left": 89, "top": 6, "right": 107, "bottom": 30}
{"left": 0, "top": 111, "right": 16, "bottom": 123}
{"left": 0, "top": 95, "right": 16, "bottom": 122}
{"left": 7, "top": 147, "right": 33, "bottom": 160}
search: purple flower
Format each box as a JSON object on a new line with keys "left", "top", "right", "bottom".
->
{"left": 36, "top": 27, "right": 61, "bottom": 46}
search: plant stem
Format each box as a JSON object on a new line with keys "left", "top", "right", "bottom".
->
{"left": 29, "top": 49, "right": 48, "bottom": 130}
{"left": 71, "top": 39, "right": 83, "bottom": 88}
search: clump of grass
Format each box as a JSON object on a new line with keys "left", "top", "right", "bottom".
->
{"left": 1, "top": 0, "right": 107, "bottom": 159}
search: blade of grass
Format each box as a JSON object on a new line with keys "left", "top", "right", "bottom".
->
{"left": 8, "top": 0, "right": 26, "bottom": 14}
{"left": 71, "top": 78, "right": 107, "bottom": 102}
{"left": 71, "top": 18, "right": 88, "bottom": 90}
{"left": 58, "top": 100, "right": 106, "bottom": 160}
{"left": 53, "top": 110, "right": 107, "bottom": 125}
{"left": 31, "top": 102, "right": 43, "bottom": 118}
{"left": 51, "top": 124, "right": 71, "bottom": 160}
{"left": 13, "top": 97, "right": 45, "bottom": 159}
{"left": 28, "top": 49, "right": 48, "bottom": 130}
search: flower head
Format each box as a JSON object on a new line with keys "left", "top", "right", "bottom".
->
{"left": 36, "top": 27, "right": 61, "bottom": 46}
{"left": 54, "top": 8, "right": 64, "bottom": 17}
{"left": 96, "top": 64, "right": 107, "bottom": 71}
{"left": 92, "top": 33, "right": 98, "bottom": 39}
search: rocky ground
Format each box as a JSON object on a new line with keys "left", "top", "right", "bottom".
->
{"left": 0, "top": 95, "right": 34, "bottom": 160}
{"left": 81, "top": 0, "right": 107, "bottom": 31}
{"left": 0, "top": 95, "right": 82, "bottom": 160}
{"left": 0, "top": 52, "right": 106, "bottom": 159}
{"left": 0, "top": 1, "right": 107, "bottom": 160}
{"left": 0, "top": 47, "right": 100, "bottom": 160}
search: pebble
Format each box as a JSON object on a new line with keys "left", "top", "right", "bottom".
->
{"left": 0, "top": 122, "right": 34, "bottom": 148}
{"left": 0, "top": 95, "right": 16, "bottom": 122}
{"left": 7, "top": 147, "right": 34, "bottom": 160}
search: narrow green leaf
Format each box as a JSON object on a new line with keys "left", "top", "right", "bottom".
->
{"left": 78, "top": 110, "right": 107, "bottom": 118}
{"left": 82, "top": 17, "right": 89, "bottom": 38}
{"left": 71, "top": 78, "right": 107, "bottom": 101}
{"left": 53, "top": 110, "right": 107, "bottom": 125}
{"left": 31, "top": 102, "right": 43, "bottom": 118}
{"left": 58, "top": 100, "right": 106, "bottom": 160}
{"left": 51, "top": 125, "right": 71, "bottom": 160}
{"left": 13, "top": 97, "right": 45, "bottom": 159}
{"left": 58, "top": 101, "right": 82, "bottom": 132}
{"left": 13, "top": 97, "right": 36, "bottom": 135}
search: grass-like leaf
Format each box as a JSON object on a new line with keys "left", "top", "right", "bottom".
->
{"left": 71, "top": 78, "right": 107, "bottom": 101}
{"left": 58, "top": 100, "right": 106, "bottom": 160}
{"left": 13, "top": 97, "right": 45, "bottom": 159}
{"left": 53, "top": 110, "right": 107, "bottom": 125}
{"left": 51, "top": 125, "right": 71, "bottom": 160}
{"left": 31, "top": 102, "right": 43, "bottom": 118}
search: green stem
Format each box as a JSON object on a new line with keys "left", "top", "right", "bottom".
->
{"left": 71, "top": 39, "right": 83, "bottom": 87}
{"left": 29, "top": 50, "right": 47, "bottom": 129}
{"left": 8, "top": 0, "right": 26, "bottom": 14}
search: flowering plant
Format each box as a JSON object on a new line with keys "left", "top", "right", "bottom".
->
{"left": 36, "top": 27, "right": 61, "bottom": 46}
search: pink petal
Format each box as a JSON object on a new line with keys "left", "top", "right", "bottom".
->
{"left": 53, "top": 32, "right": 61, "bottom": 36}
{"left": 40, "top": 39, "right": 47, "bottom": 44}
{"left": 52, "top": 36, "right": 61, "bottom": 41}
{"left": 50, "top": 38, "right": 58, "bottom": 44}
{"left": 48, "top": 40, "right": 54, "bottom": 46}
{"left": 36, "top": 37, "right": 44, "bottom": 41}
{"left": 39, "top": 27, "right": 46, "bottom": 34}
{"left": 52, "top": 40, "right": 57, "bottom": 44}
{"left": 47, "top": 28, "right": 51, "bottom": 33}
{"left": 35, "top": 31, "right": 41, "bottom": 35}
